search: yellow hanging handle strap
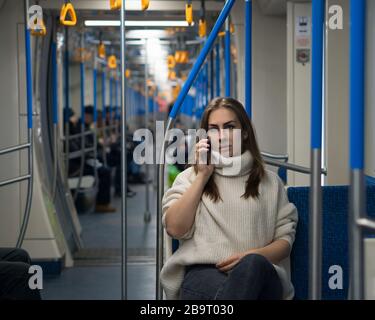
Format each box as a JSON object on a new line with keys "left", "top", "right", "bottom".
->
{"left": 185, "top": 3, "right": 193, "bottom": 26}
{"left": 141, "top": 0, "right": 150, "bottom": 11}
{"left": 125, "top": 69, "right": 131, "bottom": 79}
{"left": 109, "top": 0, "right": 121, "bottom": 10}
{"left": 108, "top": 55, "right": 117, "bottom": 69}
{"left": 198, "top": 19, "right": 207, "bottom": 38}
{"left": 218, "top": 23, "right": 235, "bottom": 37}
{"left": 167, "top": 55, "right": 176, "bottom": 69}
{"left": 60, "top": 2, "right": 77, "bottom": 26}
{"left": 30, "top": 17, "right": 47, "bottom": 36}
{"left": 98, "top": 43, "right": 106, "bottom": 59}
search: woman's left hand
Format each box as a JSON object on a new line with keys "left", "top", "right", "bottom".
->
{"left": 216, "top": 252, "right": 248, "bottom": 273}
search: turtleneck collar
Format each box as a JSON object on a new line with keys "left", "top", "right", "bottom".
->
{"left": 212, "top": 150, "right": 253, "bottom": 177}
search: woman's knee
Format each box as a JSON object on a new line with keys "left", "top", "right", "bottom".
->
{"left": 233, "top": 254, "right": 270, "bottom": 276}
{"left": 238, "top": 253, "right": 270, "bottom": 268}
{"left": 15, "top": 249, "right": 31, "bottom": 264}
{"left": 5, "top": 249, "right": 32, "bottom": 264}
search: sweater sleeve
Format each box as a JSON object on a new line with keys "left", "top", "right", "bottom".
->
{"left": 162, "top": 167, "right": 196, "bottom": 240}
{"left": 273, "top": 176, "right": 298, "bottom": 248}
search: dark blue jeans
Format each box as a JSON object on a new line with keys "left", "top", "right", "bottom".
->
{"left": 180, "top": 254, "right": 283, "bottom": 300}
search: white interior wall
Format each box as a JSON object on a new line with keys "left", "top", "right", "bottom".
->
{"left": 0, "top": 1, "right": 65, "bottom": 260}
{"left": 325, "top": 0, "right": 349, "bottom": 185}
{"left": 0, "top": 0, "right": 24, "bottom": 246}
{"left": 286, "top": 2, "right": 311, "bottom": 187}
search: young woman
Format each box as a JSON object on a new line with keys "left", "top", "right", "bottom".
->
{"left": 161, "top": 97, "right": 298, "bottom": 300}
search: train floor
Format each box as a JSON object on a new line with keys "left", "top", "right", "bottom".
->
{"left": 42, "top": 181, "right": 158, "bottom": 300}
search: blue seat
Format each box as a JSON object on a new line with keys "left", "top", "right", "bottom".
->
{"left": 288, "top": 185, "right": 375, "bottom": 300}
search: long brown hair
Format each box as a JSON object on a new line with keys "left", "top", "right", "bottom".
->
{"left": 193, "top": 97, "right": 265, "bottom": 202}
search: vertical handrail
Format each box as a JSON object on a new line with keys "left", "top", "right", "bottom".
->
{"left": 120, "top": 0, "right": 128, "bottom": 301}
{"left": 51, "top": 37, "right": 59, "bottom": 200}
{"left": 309, "top": 0, "right": 325, "bottom": 300}
{"left": 64, "top": 28, "right": 70, "bottom": 176}
{"left": 16, "top": 0, "right": 34, "bottom": 248}
{"left": 101, "top": 70, "right": 108, "bottom": 167}
{"left": 144, "top": 39, "right": 151, "bottom": 223}
{"left": 225, "top": 17, "right": 231, "bottom": 96}
{"left": 115, "top": 78, "right": 120, "bottom": 132}
{"left": 215, "top": 42, "right": 221, "bottom": 97}
{"left": 349, "top": 0, "right": 366, "bottom": 300}
{"left": 92, "top": 67, "right": 99, "bottom": 188}
{"left": 204, "top": 61, "right": 208, "bottom": 106}
{"left": 74, "top": 34, "right": 86, "bottom": 201}
{"left": 109, "top": 75, "right": 113, "bottom": 130}
{"left": 156, "top": 0, "right": 237, "bottom": 300}
{"left": 245, "top": 0, "right": 252, "bottom": 117}
{"left": 210, "top": 49, "right": 214, "bottom": 100}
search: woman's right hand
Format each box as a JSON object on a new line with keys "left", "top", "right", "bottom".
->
{"left": 195, "top": 139, "right": 214, "bottom": 180}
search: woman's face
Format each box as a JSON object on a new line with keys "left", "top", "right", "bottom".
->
{"left": 207, "top": 107, "right": 243, "bottom": 157}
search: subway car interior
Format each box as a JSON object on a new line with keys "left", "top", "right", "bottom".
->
{"left": 0, "top": 0, "right": 375, "bottom": 301}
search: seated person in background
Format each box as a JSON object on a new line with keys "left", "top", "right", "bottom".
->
{"left": 106, "top": 107, "right": 135, "bottom": 197}
{"left": 82, "top": 106, "right": 116, "bottom": 212}
{"left": 0, "top": 248, "right": 41, "bottom": 300}
{"left": 98, "top": 109, "right": 136, "bottom": 197}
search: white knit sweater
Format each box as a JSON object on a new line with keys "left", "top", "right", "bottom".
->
{"left": 161, "top": 150, "right": 298, "bottom": 300}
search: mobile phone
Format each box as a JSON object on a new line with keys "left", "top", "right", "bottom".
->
{"left": 207, "top": 136, "right": 211, "bottom": 165}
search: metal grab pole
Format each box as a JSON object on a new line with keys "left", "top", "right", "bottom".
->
{"left": 309, "top": 0, "right": 325, "bottom": 300}
{"left": 17, "top": 0, "right": 34, "bottom": 248}
{"left": 204, "top": 61, "right": 209, "bottom": 106}
{"left": 109, "top": 75, "right": 113, "bottom": 130}
{"left": 92, "top": 67, "right": 99, "bottom": 187}
{"left": 74, "top": 35, "right": 86, "bottom": 201}
{"left": 156, "top": 0, "right": 237, "bottom": 300}
{"left": 210, "top": 49, "right": 214, "bottom": 100}
{"left": 144, "top": 40, "right": 151, "bottom": 223}
{"left": 51, "top": 39, "right": 59, "bottom": 201}
{"left": 215, "top": 42, "right": 221, "bottom": 97}
{"left": 64, "top": 28, "right": 70, "bottom": 176}
{"left": 120, "top": 0, "right": 128, "bottom": 301}
{"left": 225, "top": 17, "right": 231, "bottom": 96}
{"left": 101, "top": 70, "right": 108, "bottom": 167}
{"left": 115, "top": 78, "right": 120, "bottom": 131}
{"left": 245, "top": 0, "right": 252, "bottom": 117}
{"left": 349, "top": 0, "right": 366, "bottom": 300}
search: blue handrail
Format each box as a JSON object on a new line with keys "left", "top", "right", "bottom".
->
{"left": 225, "top": 20, "right": 231, "bottom": 97}
{"left": 169, "top": 0, "right": 236, "bottom": 119}
{"left": 64, "top": 42, "right": 70, "bottom": 123}
{"left": 210, "top": 50, "right": 214, "bottom": 99}
{"left": 93, "top": 69, "right": 98, "bottom": 123}
{"left": 310, "top": 0, "right": 325, "bottom": 149}
{"left": 102, "top": 71, "right": 106, "bottom": 120}
{"left": 109, "top": 76, "right": 113, "bottom": 121}
{"left": 204, "top": 61, "right": 209, "bottom": 105}
{"left": 350, "top": 0, "right": 365, "bottom": 170}
{"left": 216, "top": 42, "right": 221, "bottom": 97}
{"left": 115, "top": 79, "right": 119, "bottom": 120}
